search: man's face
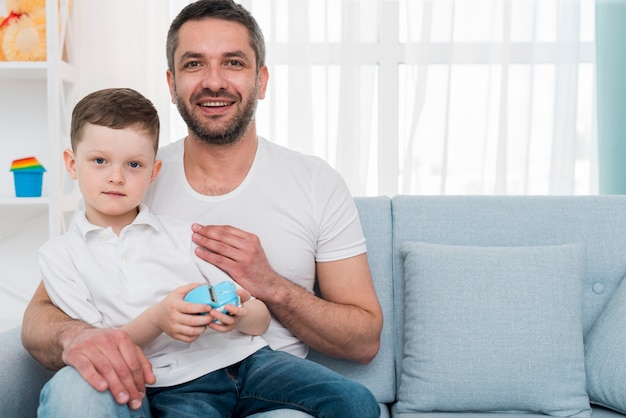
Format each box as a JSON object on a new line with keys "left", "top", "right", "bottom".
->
{"left": 167, "top": 18, "right": 268, "bottom": 145}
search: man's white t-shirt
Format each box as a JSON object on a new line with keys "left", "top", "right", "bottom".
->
{"left": 144, "top": 137, "right": 367, "bottom": 358}
{"left": 39, "top": 204, "right": 268, "bottom": 387}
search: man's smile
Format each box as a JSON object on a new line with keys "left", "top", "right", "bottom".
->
{"left": 199, "top": 101, "right": 231, "bottom": 107}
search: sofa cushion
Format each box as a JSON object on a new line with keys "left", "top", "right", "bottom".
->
{"left": 395, "top": 241, "right": 590, "bottom": 416}
{"left": 585, "top": 274, "right": 626, "bottom": 414}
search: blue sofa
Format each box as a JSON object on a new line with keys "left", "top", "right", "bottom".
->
{"left": 3, "top": 195, "right": 626, "bottom": 417}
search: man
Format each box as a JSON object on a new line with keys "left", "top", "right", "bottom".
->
{"left": 22, "top": 0, "right": 383, "bottom": 416}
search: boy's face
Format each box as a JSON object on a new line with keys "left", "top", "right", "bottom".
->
{"left": 64, "top": 123, "right": 162, "bottom": 229}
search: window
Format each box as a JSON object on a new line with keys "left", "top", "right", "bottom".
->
{"left": 169, "top": 0, "right": 596, "bottom": 196}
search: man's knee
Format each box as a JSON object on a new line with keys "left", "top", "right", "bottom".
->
{"left": 38, "top": 367, "right": 150, "bottom": 418}
{"left": 41, "top": 366, "right": 99, "bottom": 400}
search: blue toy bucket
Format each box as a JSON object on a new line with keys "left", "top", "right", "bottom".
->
{"left": 13, "top": 169, "right": 45, "bottom": 197}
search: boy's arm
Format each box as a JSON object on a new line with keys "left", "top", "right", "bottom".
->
{"left": 121, "top": 282, "right": 270, "bottom": 346}
{"left": 127, "top": 283, "right": 270, "bottom": 344}
{"left": 122, "top": 283, "right": 213, "bottom": 347}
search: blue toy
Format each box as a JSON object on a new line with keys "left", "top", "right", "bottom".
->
{"left": 184, "top": 281, "right": 241, "bottom": 318}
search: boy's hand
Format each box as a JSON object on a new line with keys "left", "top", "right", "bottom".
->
{"left": 207, "top": 288, "right": 251, "bottom": 332}
{"left": 155, "top": 283, "right": 214, "bottom": 342}
{"left": 209, "top": 289, "right": 250, "bottom": 332}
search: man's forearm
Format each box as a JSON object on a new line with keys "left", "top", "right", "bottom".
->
{"left": 21, "top": 282, "right": 90, "bottom": 370}
{"left": 256, "top": 254, "right": 383, "bottom": 364}
{"left": 263, "top": 277, "right": 382, "bottom": 364}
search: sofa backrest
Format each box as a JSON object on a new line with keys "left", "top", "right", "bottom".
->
{"left": 391, "top": 195, "right": 626, "bottom": 387}
{"left": 308, "top": 195, "right": 626, "bottom": 407}
{"left": 307, "top": 195, "right": 395, "bottom": 404}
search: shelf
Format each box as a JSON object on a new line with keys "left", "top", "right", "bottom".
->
{"left": 0, "top": 197, "right": 50, "bottom": 206}
{"left": 0, "top": 61, "right": 75, "bottom": 81}
{"left": 0, "top": 62, "right": 48, "bottom": 80}
{"left": 0, "top": 0, "right": 78, "bottom": 338}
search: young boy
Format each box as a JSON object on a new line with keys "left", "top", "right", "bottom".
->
{"left": 38, "top": 87, "right": 378, "bottom": 417}
{"left": 39, "top": 86, "right": 270, "bottom": 386}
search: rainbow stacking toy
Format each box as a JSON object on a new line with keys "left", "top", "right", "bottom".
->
{"left": 10, "top": 156, "right": 46, "bottom": 197}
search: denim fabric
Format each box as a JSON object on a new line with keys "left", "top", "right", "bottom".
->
{"left": 147, "top": 347, "right": 379, "bottom": 417}
{"left": 38, "top": 347, "right": 379, "bottom": 418}
{"left": 38, "top": 366, "right": 151, "bottom": 418}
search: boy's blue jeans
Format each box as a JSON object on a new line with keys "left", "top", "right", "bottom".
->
{"left": 38, "top": 346, "right": 379, "bottom": 418}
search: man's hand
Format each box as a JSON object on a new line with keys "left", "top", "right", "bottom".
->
{"left": 61, "top": 327, "right": 155, "bottom": 410}
{"left": 191, "top": 224, "right": 282, "bottom": 300}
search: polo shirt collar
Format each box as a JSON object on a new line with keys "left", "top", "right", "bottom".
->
{"left": 71, "top": 202, "right": 161, "bottom": 239}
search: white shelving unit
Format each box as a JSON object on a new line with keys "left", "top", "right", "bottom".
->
{"left": 0, "top": 0, "right": 78, "bottom": 332}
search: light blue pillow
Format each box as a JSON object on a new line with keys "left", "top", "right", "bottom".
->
{"left": 585, "top": 274, "right": 626, "bottom": 414}
{"left": 396, "top": 242, "right": 590, "bottom": 416}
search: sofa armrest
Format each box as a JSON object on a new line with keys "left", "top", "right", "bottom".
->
{"left": 0, "top": 326, "right": 54, "bottom": 418}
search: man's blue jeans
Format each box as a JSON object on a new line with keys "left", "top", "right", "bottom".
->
{"left": 38, "top": 346, "right": 379, "bottom": 417}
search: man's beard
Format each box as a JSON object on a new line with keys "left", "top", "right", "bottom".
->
{"left": 175, "top": 84, "right": 258, "bottom": 146}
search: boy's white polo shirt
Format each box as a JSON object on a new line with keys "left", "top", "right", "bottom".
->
{"left": 39, "top": 204, "right": 268, "bottom": 387}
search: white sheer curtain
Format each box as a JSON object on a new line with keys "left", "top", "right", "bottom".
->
{"left": 75, "top": 1, "right": 172, "bottom": 141}
{"left": 395, "top": 0, "right": 596, "bottom": 196}
{"left": 77, "top": 0, "right": 597, "bottom": 197}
